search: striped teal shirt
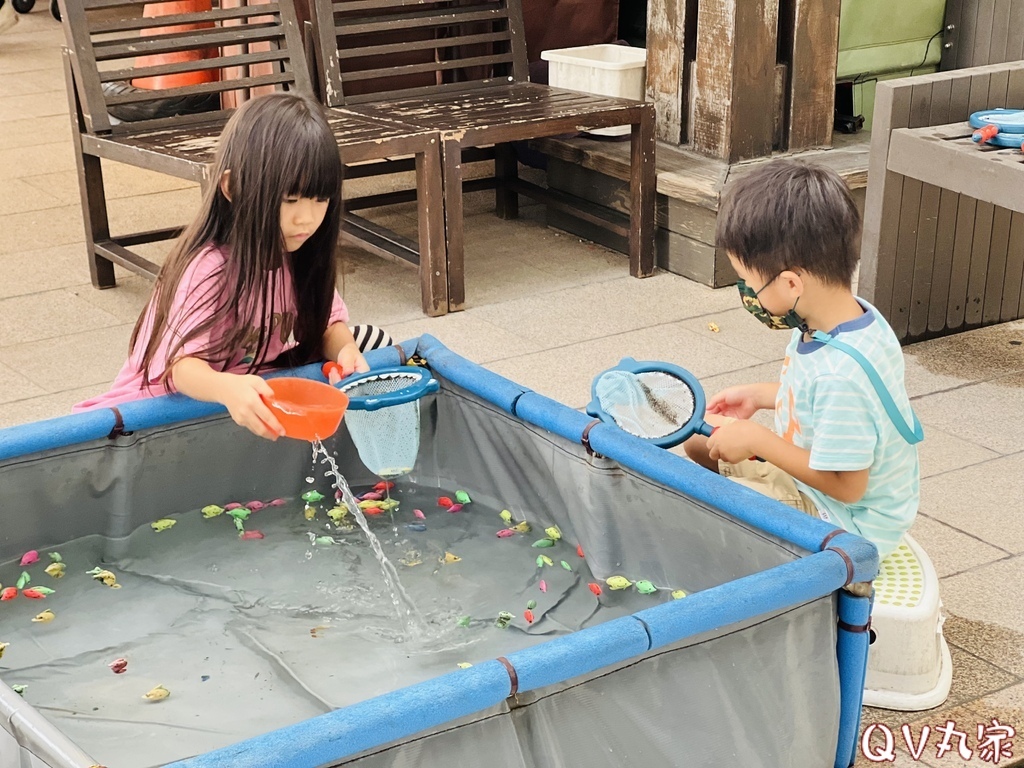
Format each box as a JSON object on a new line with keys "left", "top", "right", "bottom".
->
{"left": 774, "top": 300, "right": 920, "bottom": 559}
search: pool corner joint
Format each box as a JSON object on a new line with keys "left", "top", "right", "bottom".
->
{"left": 820, "top": 529, "right": 855, "bottom": 586}
{"left": 496, "top": 656, "right": 519, "bottom": 697}
{"left": 580, "top": 419, "right": 603, "bottom": 458}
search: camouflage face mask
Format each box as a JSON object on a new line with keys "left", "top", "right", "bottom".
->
{"left": 736, "top": 276, "right": 806, "bottom": 331}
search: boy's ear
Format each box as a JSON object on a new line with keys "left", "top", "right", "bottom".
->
{"left": 219, "top": 170, "right": 232, "bottom": 202}
{"left": 779, "top": 269, "right": 805, "bottom": 298}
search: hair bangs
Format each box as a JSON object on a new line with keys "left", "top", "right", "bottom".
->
{"left": 282, "top": 119, "right": 342, "bottom": 202}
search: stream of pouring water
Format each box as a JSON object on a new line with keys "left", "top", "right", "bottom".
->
{"left": 313, "top": 441, "right": 429, "bottom": 639}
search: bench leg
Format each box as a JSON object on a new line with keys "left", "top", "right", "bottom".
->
{"left": 494, "top": 142, "right": 519, "bottom": 220}
{"left": 63, "top": 48, "right": 115, "bottom": 289}
{"left": 415, "top": 139, "right": 449, "bottom": 317}
{"left": 441, "top": 137, "right": 466, "bottom": 312}
{"left": 629, "top": 105, "right": 657, "bottom": 278}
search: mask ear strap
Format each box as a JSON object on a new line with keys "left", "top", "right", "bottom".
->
{"left": 810, "top": 331, "right": 924, "bottom": 445}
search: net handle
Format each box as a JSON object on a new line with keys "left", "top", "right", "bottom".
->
{"left": 335, "top": 366, "right": 439, "bottom": 412}
{"left": 585, "top": 357, "right": 712, "bottom": 448}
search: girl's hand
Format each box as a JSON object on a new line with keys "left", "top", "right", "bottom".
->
{"left": 330, "top": 342, "right": 369, "bottom": 383}
{"left": 706, "top": 383, "right": 775, "bottom": 420}
{"left": 706, "top": 420, "right": 769, "bottom": 464}
{"left": 219, "top": 374, "right": 286, "bottom": 440}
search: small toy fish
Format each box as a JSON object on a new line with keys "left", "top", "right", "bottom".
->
{"left": 224, "top": 502, "right": 242, "bottom": 511}
{"left": 413, "top": 509, "right": 426, "bottom": 520}
{"left": 335, "top": 489, "right": 343, "bottom": 500}
{"left": 636, "top": 580, "right": 658, "bottom": 595}
{"left": 406, "top": 524, "right": 427, "bottom": 532}
{"left": 672, "top": 590, "right": 688, "bottom": 600}
{"left": 361, "top": 491, "right": 384, "bottom": 502}
{"left": 32, "top": 610, "right": 55, "bottom": 623}
{"left": 708, "top": 321, "right": 720, "bottom": 333}
{"left": 457, "top": 662, "right": 473, "bottom": 669}
{"left": 0, "top": 642, "right": 8, "bottom": 659}
{"left": 539, "top": 580, "right": 547, "bottom": 593}
{"left": 150, "top": 519, "right": 176, "bottom": 532}
{"left": 576, "top": 545, "right": 585, "bottom": 558}
{"left": 496, "top": 529, "right": 516, "bottom": 538}
{"left": 588, "top": 583, "right": 603, "bottom": 596}
{"left": 234, "top": 518, "right": 245, "bottom": 532}
{"left": 500, "top": 510, "right": 513, "bottom": 525}
{"left": 495, "top": 611, "right": 513, "bottom": 629}
{"left": 455, "top": 490, "right": 471, "bottom": 504}
{"left": 373, "top": 481, "right": 395, "bottom": 491}
{"left": 377, "top": 498, "right": 400, "bottom": 512}
{"left": 457, "top": 615, "right": 471, "bottom": 627}
{"left": 45, "top": 562, "right": 65, "bottom": 579}
{"left": 0, "top": 588, "right": 17, "bottom": 601}
{"left": 544, "top": 526, "right": 562, "bottom": 541}
{"left": 446, "top": 503, "right": 463, "bottom": 514}
{"left": 30, "top": 586, "right": 54, "bottom": 596}
{"left": 437, "top": 496, "right": 454, "bottom": 508}
{"left": 441, "top": 552, "right": 461, "bottom": 564}
{"left": 304, "top": 505, "right": 317, "bottom": 520}
{"left": 363, "top": 507, "right": 384, "bottom": 516}
{"left": 532, "top": 539, "right": 555, "bottom": 548}
{"left": 11, "top": 685, "right": 26, "bottom": 696}
{"left": 244, "top": 500, "right": 266, "bottom": 512}
{"left": 302, "top": 490, "right": 325, "bottom": 503}
{"left": 201, "top": 505, "right": 225, "bottom": 518}
{"left": 20, "top": 551, "right": 39, "bottom": 566}
{"left": 524, "top": 609, "right": 534, "bottom": 624}
{"left": 526, "top": 599, "right": 537, "bottom": 610}
{"left": 87, "top": 568, "right": 121, "bottom": 588}
{"left": 21, "top": 589, "right": 45, "bottom": 599}
{"left": 358, "top": 499, "right": 382, "bottom": 510}
{"left": 399, "top": 552, "right": 422, "bottom": 567}
{"left": 241, "top": 530, "right": 265, "bottom": 540}
{"left": 560, "top": 561, "right": 572, "bottom": 571}
{"left": 314, "top": 535, "right": 334, "bottom": 545}
{"left": 109, "top": 658, "right": 128, "bottom": 674}
{"left": 327, "top": 507, "right": 348, "bottom": 523}
{"left": 228, "top": 508, "right": 251, "bottom": 521}
{"left": 606, "top": 576, "right": 633, "bottom": 591}
{"left": 268, "top": 498, "right": 287, "bottom": 507}
{"left": 510, "top": 521, "right": 531, "bottom": 534}
{"left": 16, "top": 572, "right": 30, "bottom": 590}
{"left": 48, "top": 552, "right": 62, "bottom": 563}
{"left": 144, "top": 685, "right": 170, "bottom": 702}
{"left": 537, "top": 555, "right": 553, "bottom": 567}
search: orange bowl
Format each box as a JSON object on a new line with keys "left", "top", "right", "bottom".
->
{"left": 262, "top": 378, "right": 349, "bottom": 442}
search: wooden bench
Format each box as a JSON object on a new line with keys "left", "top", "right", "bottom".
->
{"left": 860, "top": 61, "right": 1024, "bottom": 342}
{"left": 308, "top": 0, "right": 656, "bottom": 311}
{"left": 57, "top": 0, "right": 450, "bottom": 316}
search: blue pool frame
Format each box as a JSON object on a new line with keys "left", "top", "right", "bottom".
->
{"left": 0, "top": 335, "right": 878, "bottom": 768}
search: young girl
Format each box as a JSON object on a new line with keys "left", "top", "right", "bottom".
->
{"left": 74, "top": 92, "right": 392, "bottom": 440}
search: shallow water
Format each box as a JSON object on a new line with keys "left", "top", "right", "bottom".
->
{"left": 0, "top": 479, "right": 683, "bottom": 768}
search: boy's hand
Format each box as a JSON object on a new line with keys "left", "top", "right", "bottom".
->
{"left": 220, "top": 374, "right": 286, "bottom": 441}
{"left": 707, "top": 383, "right": 777, "bottom": 419}
{"left": 707, "top": 420, "right": 771, "bottom": 464}
{"left": 330, "top": 342, "right": 369, "bottom": 384}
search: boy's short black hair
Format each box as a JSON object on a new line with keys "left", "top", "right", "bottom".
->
{"left": 716, "top": 159, "right": 861, "bottom": 287}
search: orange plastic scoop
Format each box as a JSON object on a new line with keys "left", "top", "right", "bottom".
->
{"left": 262, "top": 378, "right": 349, "bottom": 442}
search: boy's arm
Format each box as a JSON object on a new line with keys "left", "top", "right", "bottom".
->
{"left": 323, "top": 322, "right": 370, "bottom": 379}
{"left": 707, "top": 382, "right": 780, "bottom": 418}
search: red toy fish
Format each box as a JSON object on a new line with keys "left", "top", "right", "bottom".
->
{"left": 363, "top": 507, "right": 384, "bottom": 516}
{"left": 373, "top": 481, "right": 395, "bottom": 491}
{"left": 576, "top": 545, "right": 585, "bottom": 558}
{"left": 524, "top": 609, "right": 535, "bottom": 624}
{"left": 438, "top": 496, "right": 453, "bottom": 508}
{"left": 109, "top": 658, "right": 128, "bottom": 674}
{"left": 20, "top": 550, "right": 39, "bottom": 566}
{"left": 240, "top": 530, "right": 265, "bottom": 540}
{"left": 0, "top": 588, "right": 17, "bottom": 601}
{"left": 244, "top": 500, "right": 266, "bottom": 512}
{"left": 588, "top": 583, "right": 603, "bottom": 597}
{"left": 224, "top": 503, "right": 242, "bottom": 511}
{"left": 267, "top": 499, "right": 287, "bottom": 507}
{"left": 21, "top": 589, "right": 45, "bottom": 599}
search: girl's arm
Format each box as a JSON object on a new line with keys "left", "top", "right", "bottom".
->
{"left": 170, "top": 357, "right": 285, "bottom": 440}
{"left": 323, "top": 322, "right": 370, "bottom": 381}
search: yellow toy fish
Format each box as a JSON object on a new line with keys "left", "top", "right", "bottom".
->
{"left": 537, "top": 555, "right": 553, "bottom": 567}
{"left": 32, "top": 610, "right": 55, "bottom": 623}
{"left": 672, "top": 590, "right": 688, "bottom": 600}
{"left": 87, "top": 568, "right": 121, "bottom": 589}
{"left": 327, "top": 506, "right": 348, "bottom": 523}
{"left": 201, "top": 505, "right": 225, "bottom": 519}
{"left": 357, "top": 500, "right": 380, "bottom": 510}
{"left": 606, "top": 576, "right": 633, "bottom": 591}
{"left": 144, "top": 685, "right": 170, "bottom": 702}
{"left": 377, "top": 498, "right": 400, "bottom": 512}
{"left": 441, "top": 552, "right": 462, "bottom": 565}
{"left": 44, "top": 562, "right": 65, "bottom": 579}
{"left": 150, "top": 519, "right": 176, "bottom": 532}
{"left": 500, "top": 510, "right": 513, "bottom": 525}
{"left": 0, "top": 642, "right": 8, "bottom": 659}
{"left": 510, "top": 521, "right": 531, "bottom": 534}
{"left": 304, "top": 505, "right": 317, "bottom": 521}
{"left": 544, "top": 526, "right": 562, "bottom": 541}
{"left": 456, "top": 662, "right": 473, "bottom": 669}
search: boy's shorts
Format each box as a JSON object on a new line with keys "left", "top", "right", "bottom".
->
{"left": 718, "top": 457, "right": 822, "bottom": 519}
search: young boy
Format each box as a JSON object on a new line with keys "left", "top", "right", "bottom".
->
{"left": 685, "top": 159, "right": 921, "bottom": 561}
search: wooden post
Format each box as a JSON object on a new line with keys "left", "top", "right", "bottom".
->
{"left": 784, "top": 0, "right": 840, "bottom": 151}
{"left": 646, "top": 0, "right": 687, "bottom": 144}
{"left": 690, "top": 0, "right": 780, "bottom": 163}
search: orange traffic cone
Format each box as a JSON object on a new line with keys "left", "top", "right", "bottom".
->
{"left": 132, "top": 0, "right": 220, "bottom": 90}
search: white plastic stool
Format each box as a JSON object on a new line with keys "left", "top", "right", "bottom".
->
{"left": 863, "top": 533, "right": 952, "bottom": 711}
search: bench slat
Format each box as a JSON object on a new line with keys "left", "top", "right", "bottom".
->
{"left": 337, "top": 29, "right": 510, "bottom": 59}
{"left": 337, "top": 7, "right": 506, "bottom": 36}
{"left": 343, "top": 53, "right": 510, "bottom": 82}
{"left": 99, "top": 48, "right": 290, "bottom": 83}
{"left": 90, "top": 3, "right": 279, "bottom": 34}
{"left": 92, "top": 23, "right": 283, "bottom": 61}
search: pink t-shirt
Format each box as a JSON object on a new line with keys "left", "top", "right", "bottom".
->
{"left": 74, "top": 245, "right": 348, "bottom": 412}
